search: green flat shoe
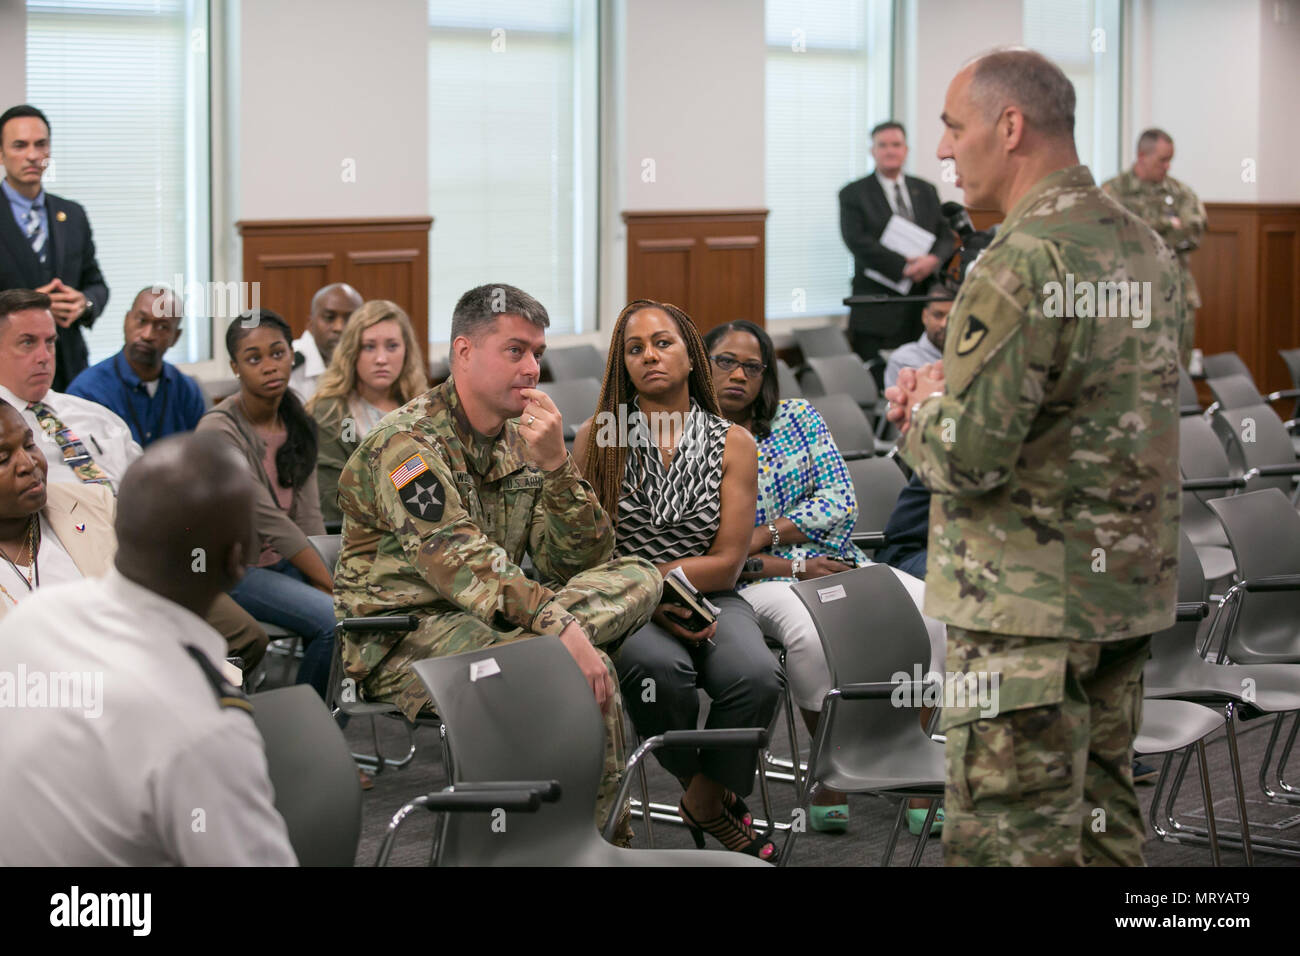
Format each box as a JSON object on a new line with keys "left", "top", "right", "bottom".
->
{"left": 906, "top": 806, "right": 944, "bottom": 836}
{"left": 809, "top": 804, "right": 850, "bottom": 833}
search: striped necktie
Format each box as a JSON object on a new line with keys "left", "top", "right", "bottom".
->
{"left": 26, "top": 401, "right": 113, "bottom": 487}
{"left": 894, "top": 183, "right": 915, "bottom": 223}
{"left": 23, "top": 207, "right": 48, "bottom": 265}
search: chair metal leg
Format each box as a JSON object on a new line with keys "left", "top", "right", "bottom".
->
{"left": 780, "top": 684, "right": 803, "bottom": 793}
{"left": 908, "top": 799, "right": 941, "bottom": 867}
{"left": 1276, "top": 713, "right": 1300, "bottom": 798}
{"left": 636, "top": 757, "right": 656, "bottom": 848}
{"left": 880, "top": 799, "right": 907, "bottom": 866}
{"left": 1194, "top": 740, "right": 1222, "bottom": 867}
{"left": 1222, "top": 702, "right": 1255, "bottom": 866}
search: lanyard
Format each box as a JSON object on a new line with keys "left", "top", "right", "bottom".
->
{"left": 114, "top": 353, "right": 171, "bottom": 444}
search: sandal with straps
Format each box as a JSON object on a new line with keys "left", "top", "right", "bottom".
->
{"left": 676, "top": 776, "right": 753, "bottom": 829}
{"left": 680, "top": 799, "right": 778, "bottom": 862}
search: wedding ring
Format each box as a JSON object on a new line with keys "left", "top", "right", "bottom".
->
{"left": 527, "top": 415, "right": 536, "bottom": 425}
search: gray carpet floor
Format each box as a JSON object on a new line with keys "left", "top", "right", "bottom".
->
{"left": 319, "top": 675, "right": 1300, "bottom": 867}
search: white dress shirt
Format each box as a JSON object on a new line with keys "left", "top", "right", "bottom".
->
{"left": 0, "top": 384, "right": 142, "bottom": 489}
{"left": 289, "top": 331, "right": 327, "bottom": 403}
{"left": 0, "top": 569, "right": 297, "bottom": 866}
{"left": 0, "top": 515, "right": 81, "bottom": 608}
{"left": 876, "top": 170, "right": 915, "bottom": 220}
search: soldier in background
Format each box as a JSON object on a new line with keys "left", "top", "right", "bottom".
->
{"left": 885, "top": 49, "right": 1182, "bottom": 866}
{"left": 1102, "top": 129, "right": 1207, "bottom": 366}
{"left": 334, "top": 283, "right": 661, "bottom": 843}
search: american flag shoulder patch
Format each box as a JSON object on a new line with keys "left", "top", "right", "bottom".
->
{"left": 389, "top": 454, "right": 429, "bottom": 490}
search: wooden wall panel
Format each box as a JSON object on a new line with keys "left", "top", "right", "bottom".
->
{"left": 236, "top": 218, "right": 433, "bottom": 350}
{"left": 624, "top": 210, "right": 767, "bottom": 337}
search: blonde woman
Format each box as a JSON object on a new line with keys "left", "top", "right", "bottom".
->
{"left": 307, "top": 300, "right": 428, "bottom": 523}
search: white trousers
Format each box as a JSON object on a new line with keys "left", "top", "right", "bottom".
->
{"left": 740, "top": 565, "right": 947, "bottom": 712}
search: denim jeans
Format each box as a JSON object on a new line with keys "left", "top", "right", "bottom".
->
{"left": 229, "top": 559, "right": 335, "bottom": 699}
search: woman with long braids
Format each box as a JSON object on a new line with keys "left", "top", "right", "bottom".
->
{"left": 197, "top": 309, "right": 335, "bottom": 699}
{"left": 573, "top": 300, "right": 782, "bottom": 862}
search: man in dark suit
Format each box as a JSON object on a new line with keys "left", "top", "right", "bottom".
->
{"left": 0, "top": 105, "right": 109, "bottom": 391}
{"left": 839, "top": 121, "right": 955, "bottom": 379}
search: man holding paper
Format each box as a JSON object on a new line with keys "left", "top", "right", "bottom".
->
{"left": 839, "top": 122, "right": 957, "bottom": 378}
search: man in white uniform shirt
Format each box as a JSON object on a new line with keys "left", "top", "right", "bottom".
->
{"left": 0, "top": 430, "right": 297, "bottom": 865}
{"left": 289, "top": 282, "right": 362, "bottom": 401}
{"left": 0, "top": 289, "right": 138, "bottom": 490}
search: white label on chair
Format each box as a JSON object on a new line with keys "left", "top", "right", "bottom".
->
{"left": 470, "top": 658, "right": 501, "bottom": 682}
{"left": 816, "top": 584, "right": 847, "bottom": 602}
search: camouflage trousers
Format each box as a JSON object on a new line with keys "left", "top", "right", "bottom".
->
{"left": 349, "top": 556, "right": 661, "bottom": 842}
{"left": 939, "top": 627, "right": 1151, "bottom": 866}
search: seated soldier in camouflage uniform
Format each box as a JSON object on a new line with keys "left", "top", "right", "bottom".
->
{"left": 334, "top": 284, "right": 661, "bottom": 843}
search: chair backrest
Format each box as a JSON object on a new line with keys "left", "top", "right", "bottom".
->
{"left": 1178, "top": 416, "right": 1236, "bottom": 543}
{"left": 1202, "top": 351, "right": 1254, "bottom": 385}
{"left": 308, "top": 534, "right": 342, "bottom": 577}
{"left": 1147, "top": 532, "right": 1210, "bottom": 672}
{"left": 1214, "top": 404, "right": 1296, "bottom": 498}
{"left": 1207, "top": 488, "right": 1300, "bottom": 662}
{"left": 793, "top": 325, "right": 852, "bottom": 360}
{"left": 775, "top": 358, "right": 802, "bottom": 399}
{"left": 806, "top": 394, "right": 875, "bottom": 457}
{"left": 847, "top": 456, "right": 907, "bottom": 534}
{"left": 538, "top": 378, "right": 602, "bottom": 432}
{"left": 543, "top": 344, "right": 605, "bottom": 382}
{"left": 1280, "top": 348, "right": 1300, "bottom": 391}
{"left": 799, "top": 355, "right": 879, "bottom": 409}
{"left": 250, "top": 684, "right": 362, "bottom": 866}
{"left": 790, "top": 565, "right": 941, "bottom": 783}
{"left": 1206, "top": 373, "right": 1262, "bottom": 412}
{"left": 1178, "top": 365, "right": 1200, "bottom": 413}
{"left": 411, "top": 636, "right": 603, "bottom": 865}
{"left": 428, "top": 355, "right": 450, "bottom": 384}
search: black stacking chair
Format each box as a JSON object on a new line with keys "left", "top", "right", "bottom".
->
{"left": 1145, "top": 531, "right": 1300, "bottom": 861}
{"left": 776, "top": 359, "right": 802, "bottom": 399}
{"left": 539, "top": 377, "right": 602, "bottom": 443}
{"left": 785, "top": 565, "right": 945, "bottom": 866}
{"left": 380, "top": 636, "right": 771, "bottom": 866}
{"left": 1212, "top": 403, "right": 1300, "bottom": 503}
{"left": 793, "top": 325, "right": 853, "bottom": 360}
{"left": 847, "top": 456, "right": 907, "bottom": 552}
{"left": 807, "top": 394, "right": 877, "bottom": 461}
{"left": 799, "top": 355, "right": 878, "bottom": 410}
{"left": 1178, "top": 416, "right": 1243, "bottom": 584}
{"left": 1178, "top": 366, "right": 1202, "bottom": 416}
{"left": 1280, "top": 348, "right": 1300, "bottom": 416}
{"left": 543, "top": 344, "right": 605, "bottom": 381}
{"left": 1201, "top": 351, "right": 1252, "bottom": 382}
{"left": 251, "top": 684, "right": 362, "bottom": 866}
{"left": 1205, "top": 372, "right": 1300, "bottom": 419}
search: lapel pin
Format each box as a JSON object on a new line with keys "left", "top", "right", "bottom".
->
{"left": 74, "top": 521, "right": 86, "bottom": 533}
{"left": 56, "top": 211, "right": 67, "bottom": 222}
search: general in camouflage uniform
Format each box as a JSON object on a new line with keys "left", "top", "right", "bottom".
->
{"left": 335, "top": 376, "right": 661, "bottom": 840}
{"left": 892, "top": 52, "right": 1183, "bottom": 866}
{"left": 1102, "top": 131, "right": 1207, "bottom": 367}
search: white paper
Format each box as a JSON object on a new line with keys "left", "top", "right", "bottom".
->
{"left": 864, "top": 214, "right": 936, "bottom": 295}
{"left": 665, "top": 566, "right": 722, "bottom": 616}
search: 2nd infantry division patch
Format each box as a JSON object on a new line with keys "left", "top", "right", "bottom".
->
{"left": 954, "top": 315, "right": 989, "bottom": 356}
{"left": 390, "top": 454, "right": 445, "bottom": 522}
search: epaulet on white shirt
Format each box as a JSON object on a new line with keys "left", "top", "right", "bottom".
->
{"left": 183, "top": 645, "right": 254, "bottom": 715}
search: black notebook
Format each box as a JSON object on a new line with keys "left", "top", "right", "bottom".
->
{"left": 662, "top": 567, "right": 720, "bottom": 633}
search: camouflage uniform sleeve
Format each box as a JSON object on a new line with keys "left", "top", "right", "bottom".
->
{"left": 899, "top": 247, "right": 1055, "bottom": 497}
{"left": 528, "top": 455, "right": 615, "bottom": 583}
{"left": 1171, "top": 183, "right": 1207, "bottom": 252}
{"left": 341, "top": 429, "right": 578, "bottom": 638}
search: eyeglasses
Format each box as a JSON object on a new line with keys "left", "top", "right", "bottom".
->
{"left": 710, "top": 354, "right": 766, "bottom": 379}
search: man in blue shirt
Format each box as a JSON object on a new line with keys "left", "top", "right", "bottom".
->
{"left": 67, "top": 286, "right": 206, "bottom": 446}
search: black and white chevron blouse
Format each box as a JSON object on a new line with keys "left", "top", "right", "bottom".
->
{"left": 614, "top": 398, "right": 731, "bottom": 564}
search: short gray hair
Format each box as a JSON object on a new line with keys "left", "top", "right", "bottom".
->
{"left": 968, "top": 47, "right": 1076, "bottom": 139}
{"left": 449, "top": 283, "right": 549, "bottom": 348}
{"left": 1137, "top": 128, "right": 1173, "bottom": 155}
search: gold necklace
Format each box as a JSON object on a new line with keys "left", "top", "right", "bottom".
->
{"left": 0, "top": 516, "right": 38, "bottom": 598}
